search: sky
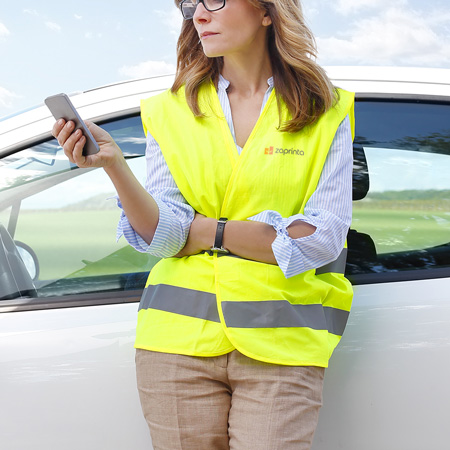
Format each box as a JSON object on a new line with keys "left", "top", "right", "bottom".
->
{"left": 1, "top": 0, "right": 450, "bottom": 119}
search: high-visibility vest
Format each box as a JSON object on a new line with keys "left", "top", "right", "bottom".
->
{"left": 136, "top": 82, "right": 355, "bottom": 367}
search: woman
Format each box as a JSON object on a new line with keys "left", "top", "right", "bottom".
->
{"left": 53, "top": 0, "right": 354, "bottom": 448}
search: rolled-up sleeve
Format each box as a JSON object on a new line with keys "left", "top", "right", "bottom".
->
{"left": 249, "top": 115, "right": 353, "bottom": 278}
{"left": 116, "top": 132, "right": 195, "bottom": 258}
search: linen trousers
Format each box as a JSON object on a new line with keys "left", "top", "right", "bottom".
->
{"left": 136, "top": 349, "right": 325, "bottom": 450}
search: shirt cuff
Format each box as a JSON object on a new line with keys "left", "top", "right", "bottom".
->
{"left": 116, "top": 196, "right": 189, "bottom": 257}
{"left": 248, "top": 211, "right": 305, "bottom": 278}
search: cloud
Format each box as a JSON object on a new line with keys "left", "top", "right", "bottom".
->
{"left": 0, "top": 22, "right": 10, "bottom": 37}
{"left": 22, "top": 9, "right": 63, "bottom": 33}
{"left": 119, "top": 60, "right": 176, "bottom": 79}
{"left": 332, "top": 0, "right": 407, "bottom": 15}
{"left": 0, "top": 86, "right": 20, "bottom": 109}
{"left": 74, "top": 14, "right": 83, "bottom": 20}
{"left": 45, "top": 21, "right": 62, "bottom": 32}
{"left": 155, "top": 8, "right": 182, "bottom": 40}
{"left": 84, "top": 32, "right": 103, "bottom": 39}
{"left": 317, "top": 7, "right": 450, "bottom": 66}
{"left": 304, "top": 6, "right": 320, "bottom": 21}
{"left": 23, "top": 9, "right": 39, "bottom": 16}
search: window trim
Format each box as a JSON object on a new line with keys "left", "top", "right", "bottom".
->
{"left": 355, "top": 93, "right": 450, "bottom": 104}
{"left": 0, "top": 289, "right": 142, "bottom": 314}
{"left": 2, "top": 263, "right": 450, "bottom": 314}
{"left": 348, "top": 267, "right": 450, "bottom": 286}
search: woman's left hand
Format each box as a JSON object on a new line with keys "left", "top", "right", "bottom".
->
{"left": 175, "top": 214, "right": 216, "bottom": 257}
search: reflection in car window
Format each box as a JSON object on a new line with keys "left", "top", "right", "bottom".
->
{"left": 0, "top": 115, "right": 159, "bottom": 300}
{"left": 347, "top": 101, "right": 450, "bottom": 278}
{"left": 0, "top": 141, "right": 75, "bottom": 192}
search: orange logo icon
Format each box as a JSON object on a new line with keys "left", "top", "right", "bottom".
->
{"left": 264, "top": 146, "right": 274, "bottom": 155}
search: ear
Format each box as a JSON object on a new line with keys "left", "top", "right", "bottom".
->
{"left": 262, "top": 14, "right": 272, "bottom": 27}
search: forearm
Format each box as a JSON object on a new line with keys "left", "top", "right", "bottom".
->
{"left": 224, "top": 220, "right": 316, "bottom": 264}
{"left": 224, "top": 220, "right": 277, "bottom": 264}
{"left": 178, "top": 215, "right": 315, "bottom": 264}
{"left": 105, "top": 158, "right": 159, "bottom": 245}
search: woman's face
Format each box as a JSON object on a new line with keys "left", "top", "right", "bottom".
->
{"left": 192, "top": 0, "right": 272, "bottom": 59}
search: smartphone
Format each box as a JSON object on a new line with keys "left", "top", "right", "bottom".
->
{"left": 45, "top": 93, "right": 100, "bottom": 156}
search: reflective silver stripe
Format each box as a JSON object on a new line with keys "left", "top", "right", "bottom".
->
{"left": 222, "top": 301, "right": 349, "bottom": 336}
{"left": 140, "top": 284, "right": 349, "bottom": 335}
{"left": 315, "top": 248, "right": 347, "bottom": 275}
{"left": 139, "top": 284, "right": 220, "bottom": 323}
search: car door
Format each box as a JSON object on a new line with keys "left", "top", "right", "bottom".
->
{"left": 0, "top": 115, "right": 155, "bottom": 449}
{"left": 313, "top": 96, "right": 450, "bottom": 449}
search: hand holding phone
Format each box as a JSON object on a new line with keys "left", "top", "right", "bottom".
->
{"left": 45, "top": 93, "right": 100, "bottom": 156}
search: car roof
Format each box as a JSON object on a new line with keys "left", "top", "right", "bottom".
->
{"left": 1, "top": 66, "right": 450, "bottom": 157}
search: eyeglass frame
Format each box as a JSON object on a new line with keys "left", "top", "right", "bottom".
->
{"left": 179, "top": 0, "right": 227, "bottom": 20}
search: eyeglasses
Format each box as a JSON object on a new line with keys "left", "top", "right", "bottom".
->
{"left": 180, "top": 0, "right": 226, "bottom": 20}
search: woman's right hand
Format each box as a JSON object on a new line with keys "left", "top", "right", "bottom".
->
{"left": 52, "top": 119, "right": 124, "bottom": 169}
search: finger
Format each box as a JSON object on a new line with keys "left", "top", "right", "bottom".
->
{"left": 63, "top": 128, "right": 84, "bottom": 163}
{"left": 57, "top": 120, "right": 76, "bottom": 147}
{"left": 52, "top": 119, "right": 66, "bottom": 139}
{"left": 72, "top": 135, "right": 87, "bottom": 166}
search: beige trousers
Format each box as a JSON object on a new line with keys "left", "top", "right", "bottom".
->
{"left": 136, "top": 349, "right": 325, "bottom": 450}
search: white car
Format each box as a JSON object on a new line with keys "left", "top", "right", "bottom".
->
{"left": 1, "top": 67, "right": 450, "bottom": 450}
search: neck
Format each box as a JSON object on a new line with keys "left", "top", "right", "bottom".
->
{"left": 221, "top": 49, "right": 272, "bottom": 97}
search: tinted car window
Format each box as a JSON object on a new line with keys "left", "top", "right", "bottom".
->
{"left": 0, "top": 116, "right": 160, "bottom": 300}
{"left": 347, "top": 100, "right": 450, "bottom": 282}
{"left": 2, "top": 101, "right": 449, "bottom": 302}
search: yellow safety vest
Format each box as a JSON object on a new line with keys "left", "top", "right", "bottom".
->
{"left": 136, "top": 82, "right": 355, "bottom": 367}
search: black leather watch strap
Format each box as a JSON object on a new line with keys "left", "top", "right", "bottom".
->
{"left": 211, "top": 217, "right": 229, "bottom": 254}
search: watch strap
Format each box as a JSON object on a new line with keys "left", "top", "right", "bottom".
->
{"left": 211, "top": 217, "right": 229, "bottom": 253}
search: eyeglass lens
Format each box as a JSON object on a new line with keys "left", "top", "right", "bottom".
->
{"left": 181, "top": 0, "right": 226, "bottom": 19}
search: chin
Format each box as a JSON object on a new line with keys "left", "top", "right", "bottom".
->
{"left": 201, "top": 44, "right": 225, "bottom": 59}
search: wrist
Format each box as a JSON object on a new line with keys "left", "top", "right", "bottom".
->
{"left": 104, "top": 151, "right": 128, "bottom": 175}
{"left": 188, "top": 215, "right": 217, "bottom": 252}
{"left": 203, "top": 217, "right": 219, "bottom": 250}
{"left": 211, "top": 217, "right": 229, "bottom": 254}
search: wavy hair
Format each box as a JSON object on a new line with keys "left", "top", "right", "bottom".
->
{"left": 172, "top": 0, "right": 337, "bottom": 132}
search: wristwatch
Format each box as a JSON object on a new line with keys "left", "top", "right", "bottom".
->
{"left": 211, "top": 217, "right": 229, "bottom": 254}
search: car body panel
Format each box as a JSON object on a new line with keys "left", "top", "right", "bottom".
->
{"left": 2, "top": 279, "right": 450, "bottom": 449}
{"left": 313, "top": 277, "right": 450, "bottom": 449}
{"left": 0, "top": 303, "right": 151, "bottom": 449}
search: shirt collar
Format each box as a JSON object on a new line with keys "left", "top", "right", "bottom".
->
{"left": 218, "top": 74, "right": 274, "bottom": 91}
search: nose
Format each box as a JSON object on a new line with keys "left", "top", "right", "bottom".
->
{"left": 193, "top": 1, "right": 210, "bottom": 23}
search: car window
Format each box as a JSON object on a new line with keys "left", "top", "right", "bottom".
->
{"left": 347, "top": 100, "right": 450, "bottom": 282}
{"left": 0, "top": 115, "right": 160, "bottom": 300}
{"left": 2, "top": 102, "right": 449, "bottom": 302}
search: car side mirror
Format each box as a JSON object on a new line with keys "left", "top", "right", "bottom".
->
{"left": 0, "top": 224, "right": 37, "bottom": 300}
{"left": 16, "top": 241, "right": 39, "bottom": 281}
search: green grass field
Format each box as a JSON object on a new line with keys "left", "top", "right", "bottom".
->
{"left": 13, "top": 204, "right": 450, "bottom": 282}
{"left": 15, "top": 209, "right": 158, "bottom": 280}
{"left": 352, "top": 207, "right": 449, "bottom": 254}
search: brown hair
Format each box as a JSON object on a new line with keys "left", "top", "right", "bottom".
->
{"left": 172, "top": 0, "right": 337, "bottom": 132}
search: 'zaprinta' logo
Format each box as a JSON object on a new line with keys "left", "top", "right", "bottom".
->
{"left": 264, "top": 146, "right": 305, "bottom": 156}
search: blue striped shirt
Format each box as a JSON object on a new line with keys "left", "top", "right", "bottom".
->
{"left": 117, "top": 75, "right": 353, "bottom": 278}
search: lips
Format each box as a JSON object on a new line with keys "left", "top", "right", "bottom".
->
{"left": 200, "top": 31, "right": 218, "bottom": 39}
